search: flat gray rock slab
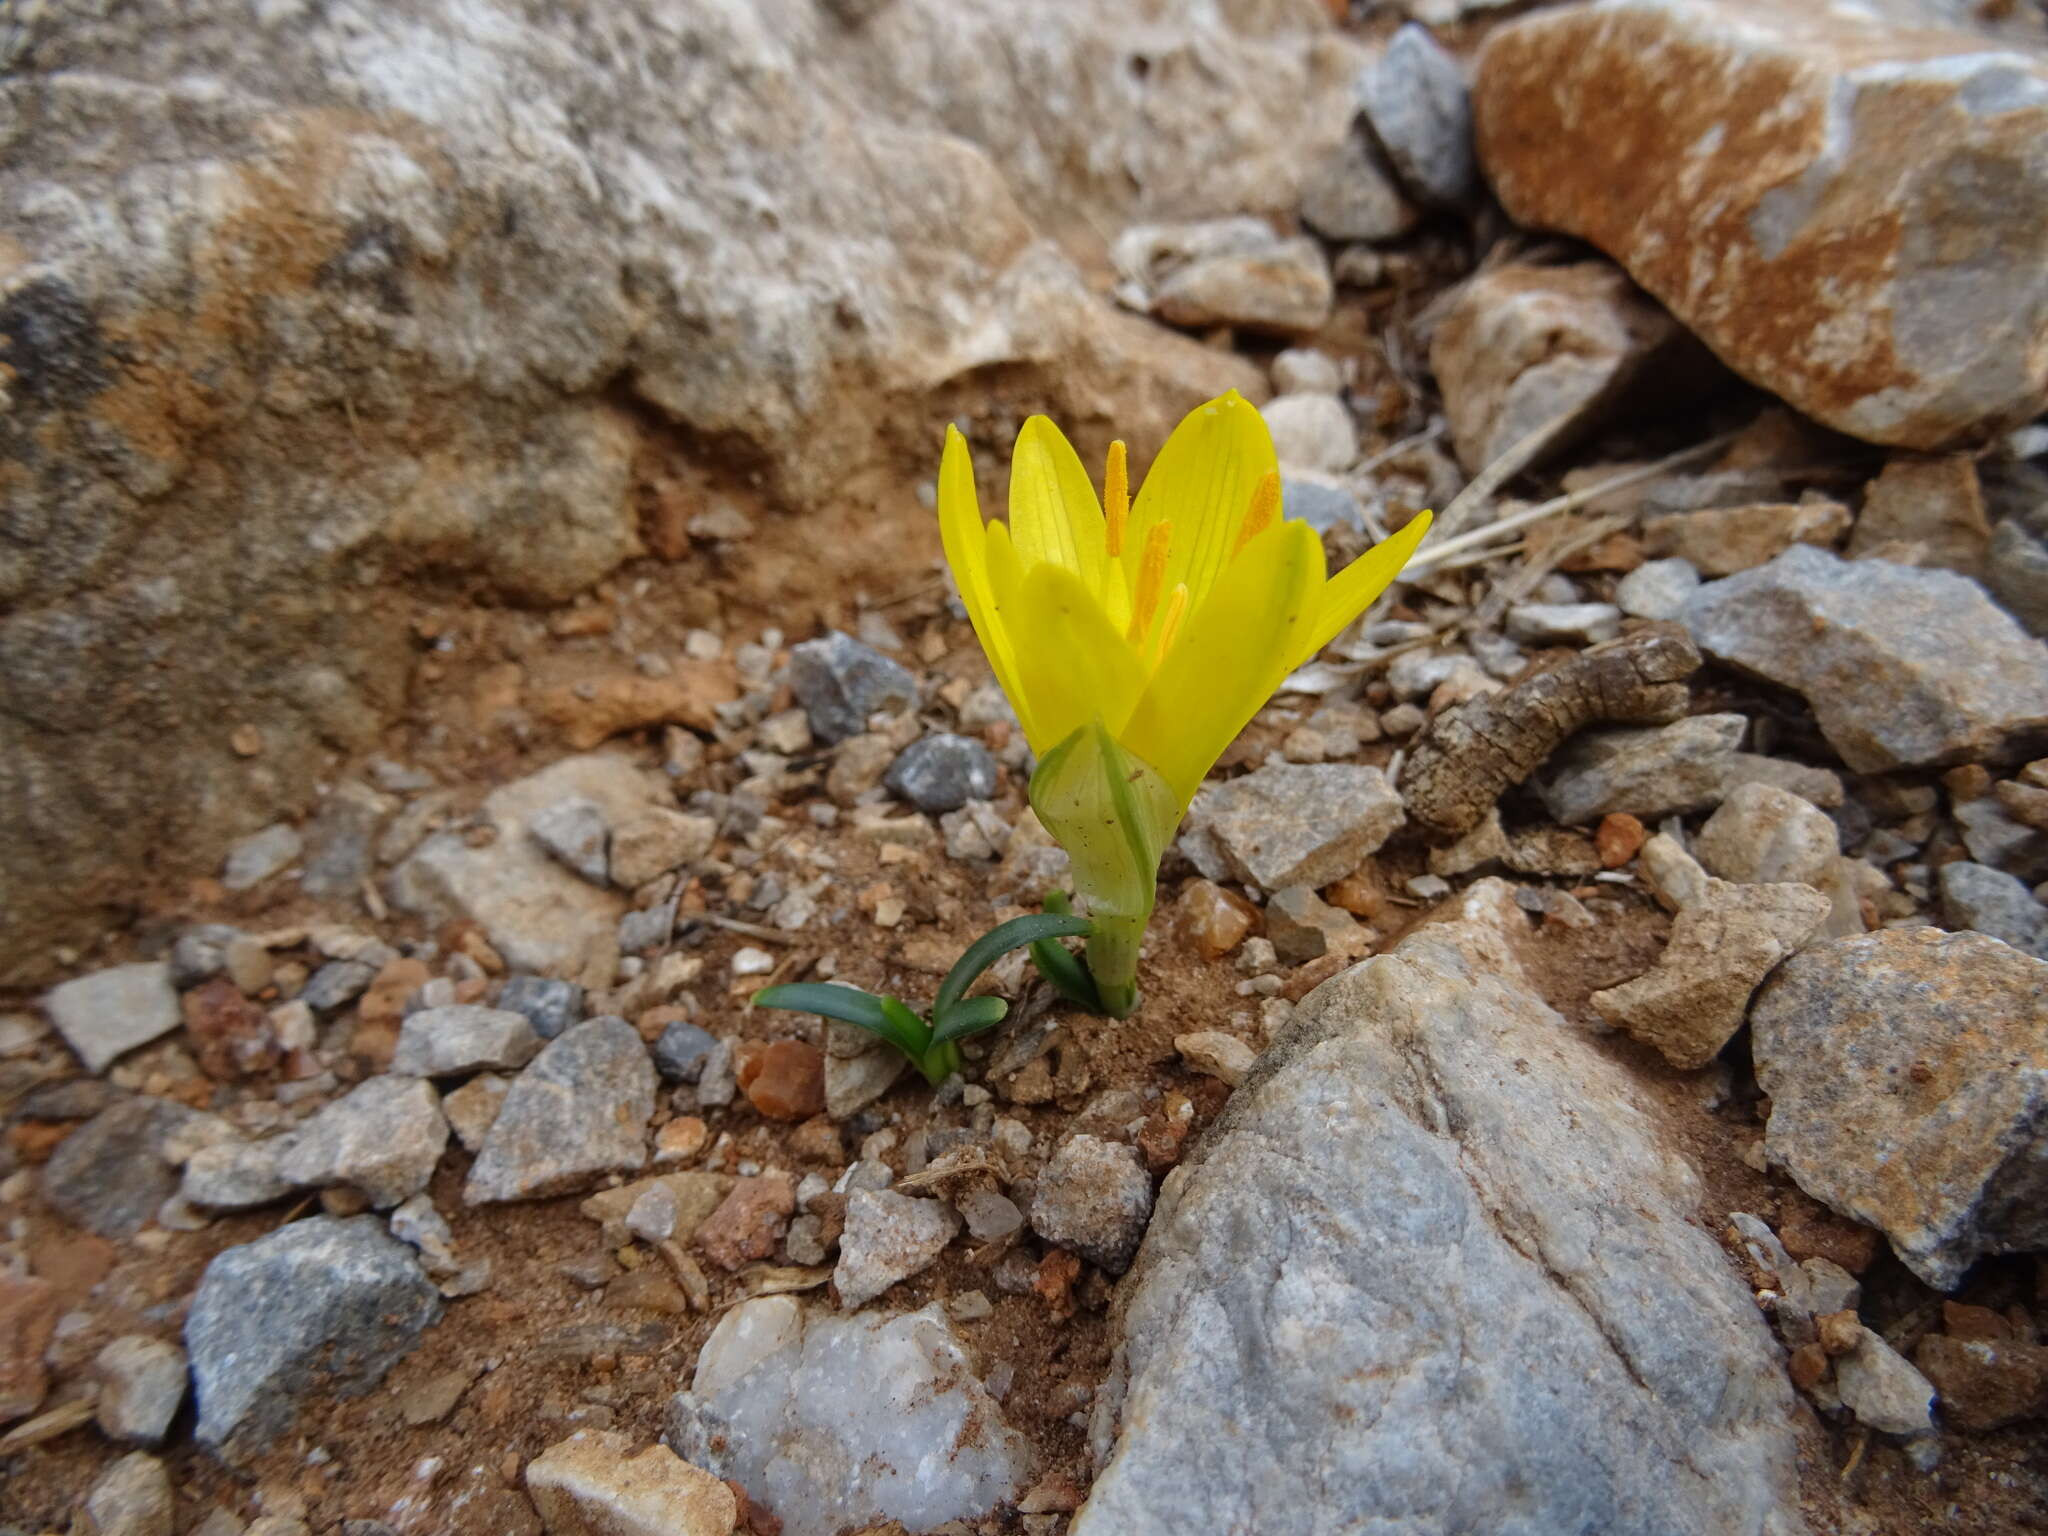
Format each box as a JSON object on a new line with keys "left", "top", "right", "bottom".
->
{"left": 187, "top": 1215, "right": 441, "bottom": 1465}
{"left": 1683, "top": 545, "right": 2048, "bottom": 772}
{"left": 1075, "top": 881, "right": 1806, "bottom": 1536}
{"left": 42, "top": 962, "right": 181, "bottom": 1075}
{"left": 464, "top": 1016, "right": 655, "bottom": 1204}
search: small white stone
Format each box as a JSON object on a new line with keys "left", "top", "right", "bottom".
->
{"left": 731, "top": 947, "right": 775, "bottom": 977}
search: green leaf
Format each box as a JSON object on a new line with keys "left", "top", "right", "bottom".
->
{"left": 1029, "top": 933, "right": 1103, "bottom": 1010}
{"left": 931, "top": 993, "right": 1009, "bottom": 1046}
{"left": 934, "top": 912, "right": 1093, "bottom": 1022}
{"left": 876, "top": 996, "right": 935, "bottom": 1059}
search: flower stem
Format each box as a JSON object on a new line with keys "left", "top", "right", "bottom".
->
{"left": 914, "top": 1038, "right": 963, "bottom": 1087}
{"left": 1084, "top": 912, "right": 1146, "bottom": 1019}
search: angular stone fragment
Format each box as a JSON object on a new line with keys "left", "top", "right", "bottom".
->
{"left": 1431, "top": 262, "right": 1688, "bottom": 474}
{"left": 391, "top": 1005, "right": 542, "bottom": 1078}
{"left": 93, "top": 1336, "right": 188, "bottom": 1447}
{"left": 1029, "top": 1135, "right": 1152, "bottom": 1275}
{"left": 42, "top": 962, "right": 181, "bottom": 1075}
{"left": 42, "top": 1096, "right": 201, "bottom": 1238}
{"left": 1359, "top": 22, "right": 1475, "bottom": 208}
{"left": 1848, "top": 454, "right": 1989, "bottom": 576}
{"left": 1684, "top": 541, "right": 2048, "bottom": 774}
{"left": 1115, "top": 219, "right": 1334, "bottom": 337}
{"left": 834, "top": 1190, "right": 960, "bottom": 1309}
{"left": 181, "top": 1135, "right": 297, "bottom": 1212}
{"left": 1537, "top": 713, "right": 1840, "bottom": 825}
{"left": 1475, "top": 0, "right": 2048, "bottom": 447}
{"left": 465, "top": 1018, "right": 655, "bottom": 1204}
{"left": 529, "top": 797, "right": 611, "bottom": 886}
{"left": 0, "top": 1274, "right": 59, "bottom": 1425}
{"left": 1938, "top": 860, "right": 2048, "bottom": 960}
{"left": 278, "top": 1076, "right": 448, "bottom": 1209}
{"left": 1752, "top": 928, "right": 2048, "bottom": 1288}
{"left": 1076, "top": 882, "right": 1804, "bottom": 1536}
{"left": 1835, "top": 1325, "right": 1934, "bottom": 1437}
{"left": 885, "top": 733, "right": 998, "bottom": 814}
{"left": 667, "top": 1303, "right": 1034, "bottom": 1536}
{"left": 187, "top": 1216, "right": 441, "bottom": 1464}
{"left": 1187, "top": 761, "right": 1403, "bottom": 890}
{"left": 81, "top": 1452, "right": 175, "bottom": 1536}
{"left": 1644, "top": 500, "right": 1850, "bottom": 577}
{"left": 788, "top": 632, "right": 917, "bottom": 745}
{"left": 1401, "top": 625, "right": 1699, "bottom": 839}
{"left": 525, "top": 1430, "right": 737, "bottom": 1536}
{"left": 1592, "top": 879, "right": 1830, "bottom": 1070}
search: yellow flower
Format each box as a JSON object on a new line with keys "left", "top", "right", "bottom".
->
{"left": 938, "top": 389, "right": 1431, "bottom": 810}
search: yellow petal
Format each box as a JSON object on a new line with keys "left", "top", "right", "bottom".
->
{"left": 1008, "top": 562, "right": 1149, "bottom": 756}
{"left": 980, "top": 519, "right": 1044, "bottom": 749}
{"left": 939, "top": 427, "right": 1035, "bottom": 731}
{"left": 1123, "top": 518, "right": 1325, "bottom": 808}
{"left": 1296, "top": 508, "right": 1434, "bottom": 665}
{"left": 1125, "top": 390, "right": 1278, "bottom": 620}
{"left": 1009, "top": 416, "right": 1123, "bottom": 621}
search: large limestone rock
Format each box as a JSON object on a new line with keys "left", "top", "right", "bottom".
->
{"left": 0, "top": 0, "right": 1359, "bottom": 983}
{"left": 1474, "top": 0, "right": 2048, "bottom": 449}
{"left": 1076, "top": 882, "right": 1806, "bottom": 1536}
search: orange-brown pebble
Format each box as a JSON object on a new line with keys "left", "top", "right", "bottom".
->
{"left": 736, "top": 1040, "right": 827, "bottom": 1122}
{"left": 1817, "top": 1309, "right": 1862, "bottom": 1357}
{"left": 696, "top": 1174, "right": 796, "bottom": 1272}
{"left": 1595, "top": 812, "right": 1646, "bottom": 869}
{"left": 1324, "top": 872, "right": 1388, "bottom": 920}
{"left": 1787, "top": 1342, "right": 1829, "bottom": 1393}
{"left": 1174, "top": 878, "right": 1258, "bottom": 959}
{"left": 654, "top": 1116, "right": 709, "bottom": 1164}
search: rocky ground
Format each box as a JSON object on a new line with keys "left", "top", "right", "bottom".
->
{"left": 7, "top": 0, "right": 2048, "bottom": 1534}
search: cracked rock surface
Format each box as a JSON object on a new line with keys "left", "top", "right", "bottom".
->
{"left": 1076, "top": 881, "right": 1805, "bottom": 1536}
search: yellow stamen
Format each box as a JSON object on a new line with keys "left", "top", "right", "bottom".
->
{"left": 1104, "top": 440, "right": 1129, "bottom": 558}
{"left": 1234, "top": 470, "right": 1281, "bottom": 557}
{"left": 1126, "top": 521, "right": 1171, "bottom": 644}
{"left": 1151, "top": 583, "right": 1189, "bottom": 667}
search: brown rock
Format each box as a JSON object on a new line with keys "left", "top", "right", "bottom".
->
{"left": 1848, "top": 454, "right": 1990, "bottom": 576}
{"left": 1816, "top": 1309, "right": 1862, "bottom": 1358}
{"left": 1777, "top": 1200, "right": 1882, "bottom": 1276}
{"left": 182, "top": 977, "right": 279, "bottom": 1081}
{"left": 1786, "top": 1342, "right": 1829, "bottom": 1395}
{"left": 736, "top": 1041, "right": 827, "bottom": 1122}
{"left": 1595, "top": 813, "right": 1645, "bottom": 870}
{"left": 1915, "top": 1333, "right": 2048, "bottom": 1430}
{"left": 0, "top": 1274, "right": 59, "bottom": 1424}
{"left": 1591, "top": 878, "right": 1831, "bottom": 1069}
{"left": 1034, "top": 1248, "right": 1082, "bottom": 1322}
{"left": 1174, "top": 879, "right": 1258, "bottom": 959}
{"left": 531, "top": 662, "right": 738, "bottom": 751}
{"left": 696, "top": 1174, "right": 796, "bottom": 1272}
{"left": 1642, "top": 500, "right": 1850, "bottom": 577}
{"left": 359, "top": 957, "right": 431, "bottom": 1031}
{"left": 1474, "top": 0, "right": 2048, "bottom": 448}
{"left": 1996, "top": 778, "right": 2048, "bottom": 833}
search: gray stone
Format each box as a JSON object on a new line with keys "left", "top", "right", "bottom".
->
{"left": 93, "top": 1336, "right": 187, "bottom": 1447}
{"left": 277, "top": 1076, "right": 448, "bottom": 1210}
{"left": 1360, "top": 22, "right": 1476, "bottom": 208}
{"left": 1987, "top": 519, "right": 2048, "bottom": 635}
{"left": 1504, "top": 601, "right": 1622, "bottom": 647}
{"left": 387, "top": 755, "right": 661, "bottom": 980}
{"left": 884, "top": 733, "right": 997, "bottom": 814}
{"left": 495, "top": 974, "right": 586, "bottom": 1041}
{"left": 1836, "top": 1326, "right": 1935, "bottom": 1437}
{"left": 80, "top": 1452, "right": 174, "bottom": 1536}
{"left": 391, "top": 1005, "right": 541, "bottom": 1078}
{"left": 1280, "top": 475, "right": 1363, "bottom": 536}
{"left": 1260, "top": 393, "right": 1358, "bottom": 475}
{"left": 187, "top": 1215, "right": 441, "bottom": 1465}
{"left": 168, "top": 926, "right": 241, "bottom": 989}
{"left": 1299, "top": 130, "right": 1419, "bottom": 243}
{"left": 652, "top": 1020, "right": 719, "bottom": 1084}
{"left": 1752, "top": 927, "right": 2048, "bottom": 1289}
{"left": 529, "top": 796, "right": 611, "bottom": 886}
{"left": 788, "top": 632, "right": 917, "bottom": 745}
{"left": 1075, "top": 882, "right": 1804, "bottom": 1536}
{"left": 1188, "top": 760, "right": 1405, "bottom": 890}
{"left": 465, "top": 1017, "right": 655, "bottom": 1204}
{"left": 824, "top": 1047, "right": 909, "bottom": 1121}
{"left": 300, "top": 959, "right": 377, "bottom": 1013}
{"left": 1616, "top": 557, "right": 1702, "bottom": 621}
{"left": 42, "top": 1096, "right": 199, "bottom": 1237}
{"left": 956, "top": 1188, "right": 1025, "bottom": 1241}
{"left": 666, "top": 1302, "right": 1035, "bottom": 1536}
{"left": 42, "top": 962, "right": 181, "bottom": 1076}
{"left": 616, "top": 898, "right": 677, "bottom": 954}
{"left": 1264, "top": 885, "right": 1359, "bottom": 966}
{"left": 1955, "top": 794, "right": 2048, "bottom": 883}
{"left": 1696, "top": 783, "right": 1840, "bottom": 888}
{"left": 181, "top": 1136, "right": 297, "bottom": 1212}
{"left": 1939, "top": 860, "right": 2048, "bottom": 960}
{"left": 1682, "top": 546, "right": 2048, "bottom": 772}
{"left": 1029, "top": 1134, "right": 1152, "bottom": 1275}
{"left": 1115, "top": 219, "right": 1335, "bottom": 338}
{"left": 441, "top": 1073, "right": 510, "bottom": 1153}
{"left": 1591, "top": 878, "right": 1831, "bottom": 1070}
{"left": 834, "top": 1190, "right": 961, "bottom": 1309}
{"left": 299, "top": 782, "right": 393, "bottom": 899}
{"left": 221, "top": 823, "right": 301, "bottom": 891}
{"left": 1537, "top": 713, "right": 1841, "bottom": 825}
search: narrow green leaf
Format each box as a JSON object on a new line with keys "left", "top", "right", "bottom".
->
{"left": 1030, "top": 933, "right": 1103, "bottom": 1010}
{"left": 876, "top": 995, "right": 935, "bottom": 1059}
{"left": 753, "top": 983, "right": 890, "bottom": 1031}
{"left": 931, "top": 993, "right": 1009, "bottom": 1046}
{"left": 934, "top": 913, "right": 1093, "bottom": 1021}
